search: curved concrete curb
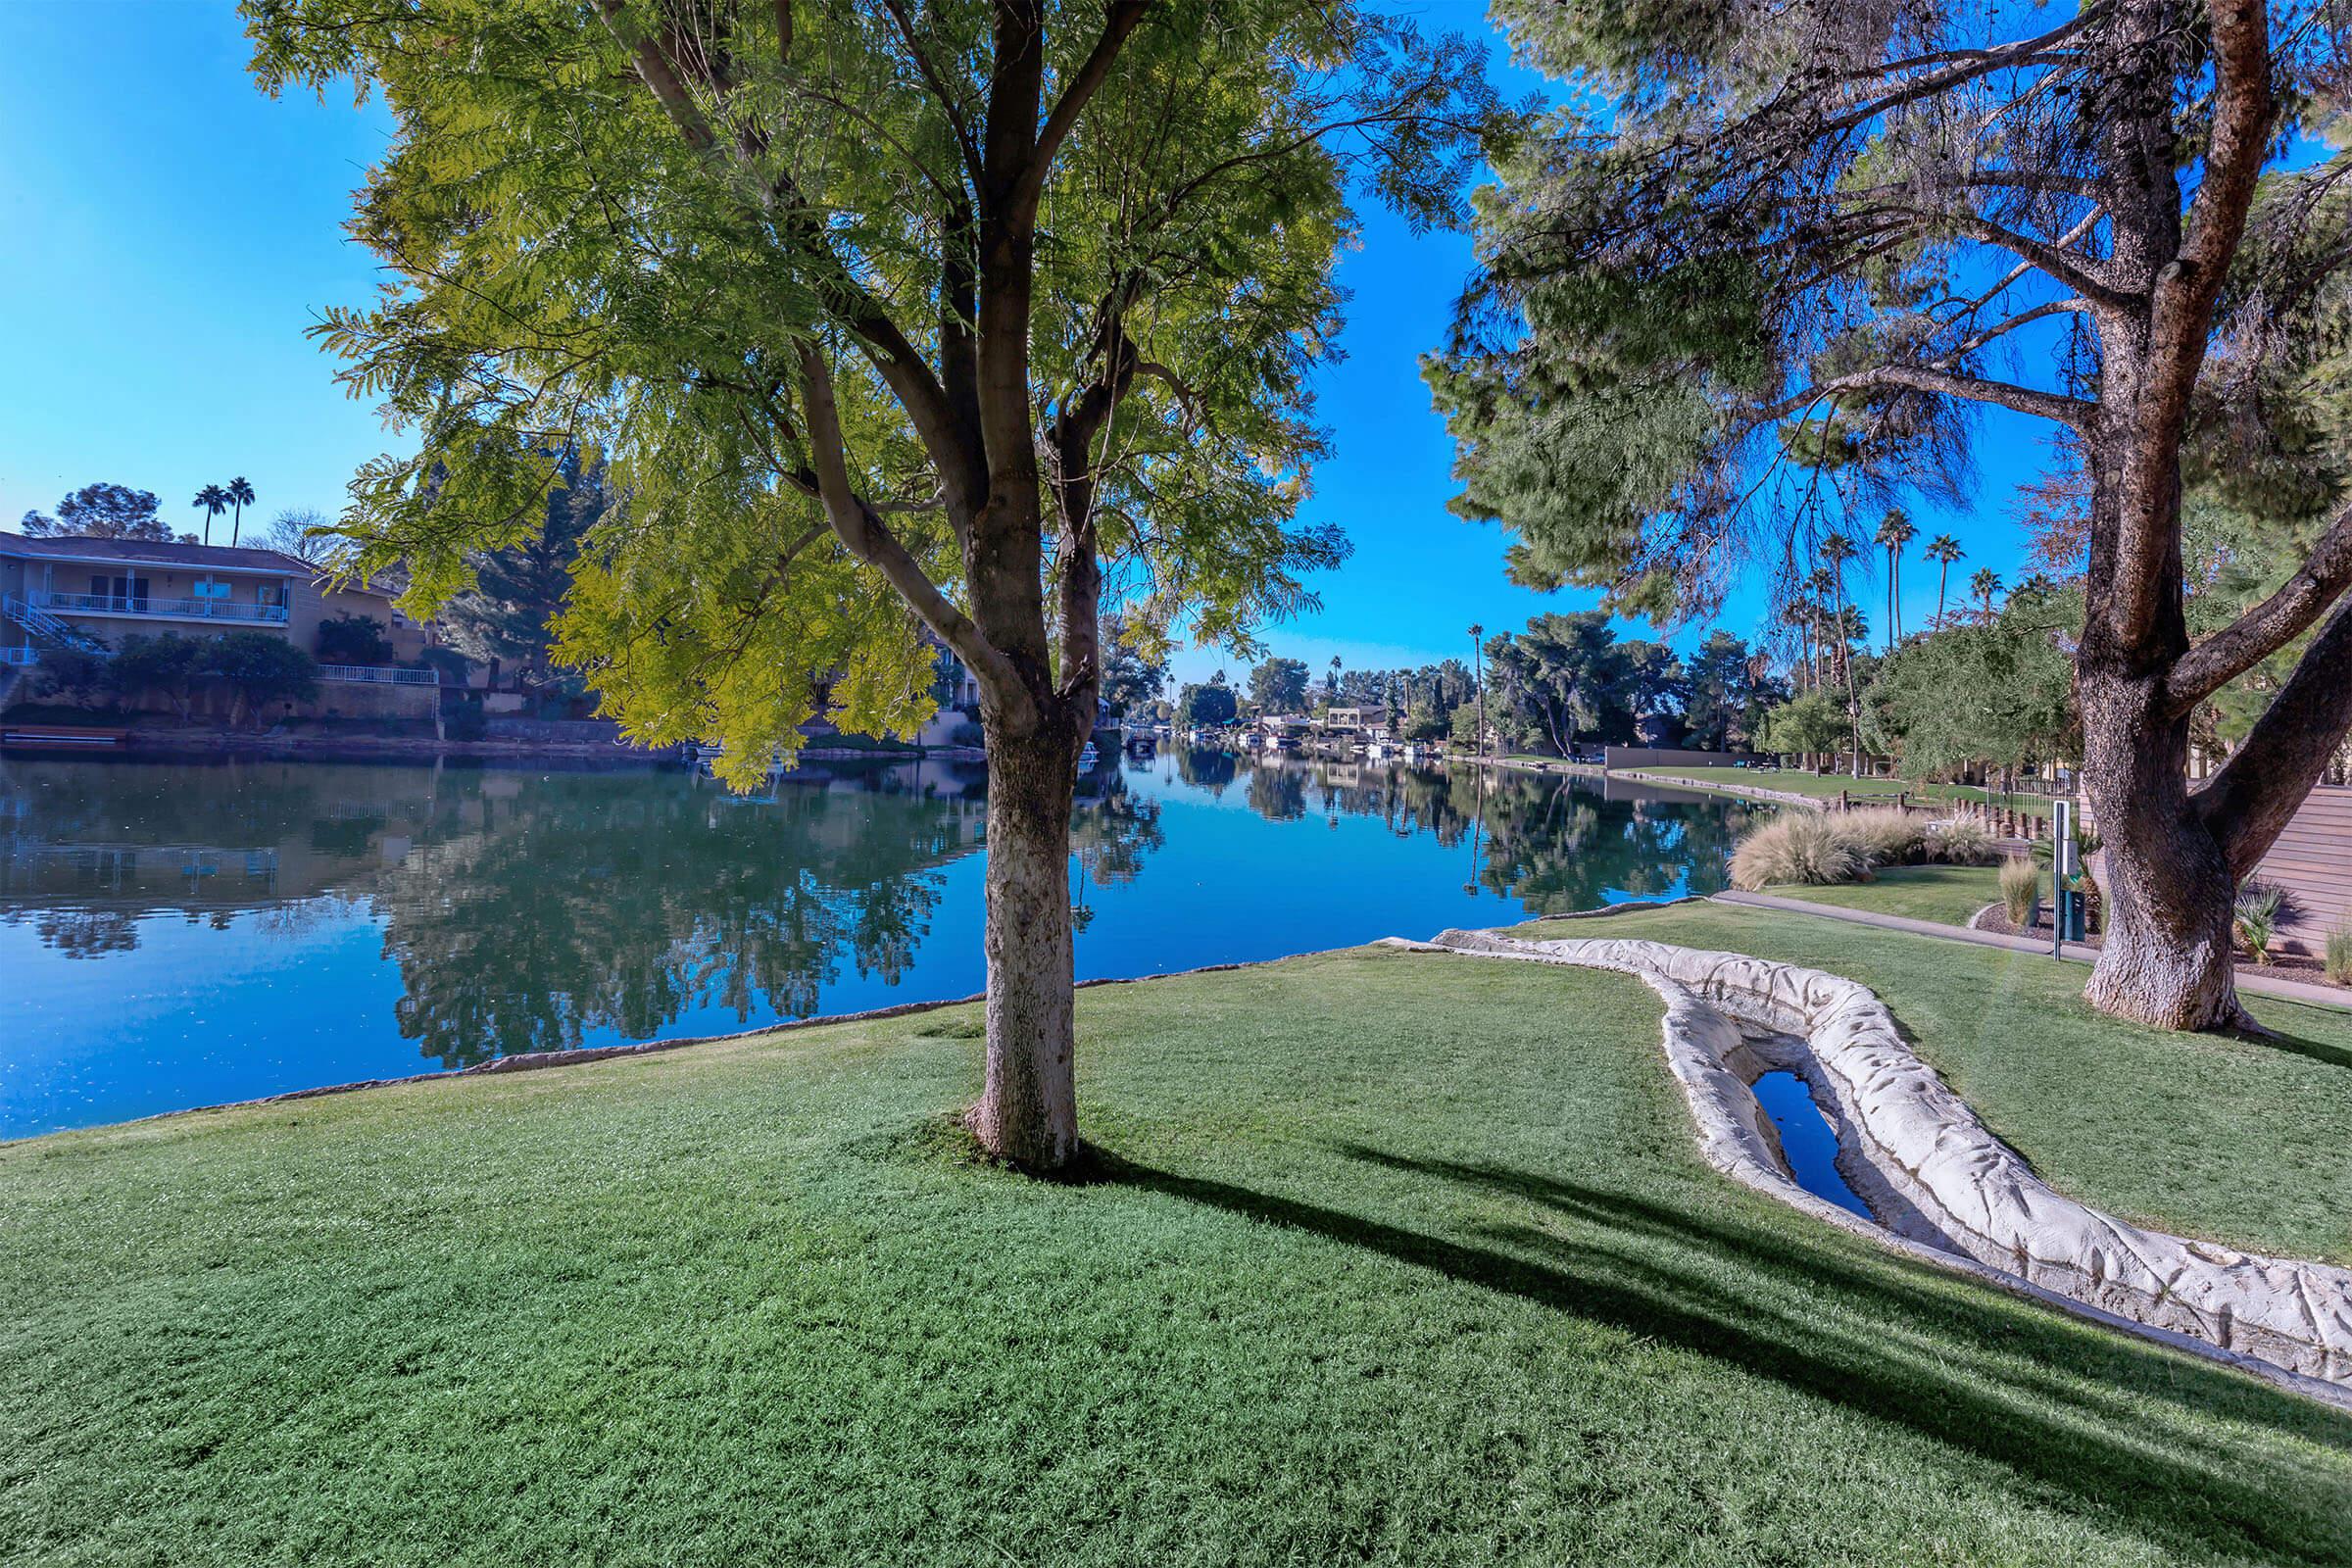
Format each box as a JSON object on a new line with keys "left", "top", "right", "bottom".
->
{"left": 1402, "top": 927, "right": 2352, "bottom": 1408}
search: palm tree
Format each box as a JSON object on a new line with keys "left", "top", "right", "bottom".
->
{"left": 1468, "top": 623, "right": 1485, "bottom": 759}
{"left": 1970, "top": 567, "right": 2002, "bottom": 622}
{"left": 1925, "top": 534, "right": 1965, "bottom": 627}
{"left": 1874, "top": 509, "right": 1915, "bottom": 648}
{"left": 1816, "top": 533, "right": 1866, "bottom": 775}
{"left": 223, "top": 477, "right": 256, "bottom": 547}
{"left": 192, "top": 484, "right": 228, "bottom": 547}
{"left": 1327, "top": 654, "right": 1342, "bottom": 701}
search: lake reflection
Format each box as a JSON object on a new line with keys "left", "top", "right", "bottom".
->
{"left": 0, "top": 750, "right": 1756, "bottom": 1135}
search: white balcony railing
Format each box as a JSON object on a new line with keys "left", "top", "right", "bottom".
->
{"left": 0, "top": 646, "right": 36, "bottom": 666}
{"left": 33, "top": 591, "right": 290, "bottom": 625}
{"left": 318, "top": 663, "right": 438, "bottom": 686}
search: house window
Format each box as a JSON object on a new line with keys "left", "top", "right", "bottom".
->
{"left": 193, "top": 581, "right": 232, "bottom": 599}
{"left": 256, "top": 583, "right": 286, "bottom": 607}
{"left": 88, "top": 574, "right": 149, "bottom": 610}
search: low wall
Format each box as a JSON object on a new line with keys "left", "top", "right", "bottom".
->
{"left": 1603, "top": 747, "right": 1772, "bottom": 770}
{"left": 483, "top": 715, "right": 626, "bottom": 745}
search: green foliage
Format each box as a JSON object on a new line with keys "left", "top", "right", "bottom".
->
{"left": 32, "top": 646, "right": 111, "bottom": 706}
{"left": 1680, "top": 631, "right": 1779, "bottom": 751}
{"left": 1756, "top": 691, "right": 1846, "bottom": 758}
{"left": 1098, "top": 619, "right": 1167, "bottom": 720}
{"left": 436, "top": 452, "right": 608, "bottom": 678}
{"left": 107, "top": 634, "right": 206, "bottom": 718}
{"left": 315, "top": 612, "right": 394, "bottom": 665}
{"left": 1177, "top": 674, "right": 1238, "bottom": 728}
{"left": 208, "top": 632, "right": 318, "bottom": 724}
{"left": 2233, "top": 884, "right": 2286, "bottom": 966}
{"left": 1481, "top": 611, "right": 1684, "bottom": 757}
{"left": 1247, "top": 656, "right": 1311, "bottom": 715}
{"left": 1864, "top": 593, "right": 2079, "bottom": 777}
{"left": 242, "top": 0, "right": 1504, "bottom": 794}
{"left": 20, "top": 483, "right": 174, "bottom": 542}
{"left": 2327, "top": 925, "right": 2352, "bottom": 987}
{"left": 1447, "top": 702, "right": 1484, "bottom": 751}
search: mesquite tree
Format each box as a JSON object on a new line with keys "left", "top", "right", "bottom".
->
{"left": 1431, "top": 0, "right": 2352, "bottom": 1031}
{"left": 246, "top": 0, "right": 1497, "bottom": 1166}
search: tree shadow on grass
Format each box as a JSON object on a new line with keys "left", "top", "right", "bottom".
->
{"left": 2236, "top": 1022, "right": 2352, "bottom": 1074}
{"left": 1090, "top": 1145, "right": 2352, "bottom": 1565}
{"left": 1335, "top": 1145, "right": 2345, "bottom": 1443}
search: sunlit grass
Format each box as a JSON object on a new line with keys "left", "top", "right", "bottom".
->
{"left": 6, "top": 946, "right": 2349, "bottom": 1564}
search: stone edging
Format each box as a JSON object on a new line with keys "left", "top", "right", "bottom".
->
{"left": 1403, "top": 926, "right": 2352, "bottom": 1408}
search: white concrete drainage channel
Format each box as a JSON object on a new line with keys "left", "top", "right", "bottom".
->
{"left": 1393, "top": 927, "right": 2352, "bottom": 1407}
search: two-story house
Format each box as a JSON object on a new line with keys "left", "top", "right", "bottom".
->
{"left": 0, "top": 532, "right": 430, "bottom": 663}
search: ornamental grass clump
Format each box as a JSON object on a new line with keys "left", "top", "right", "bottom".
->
{"left": 1999, "top": 857, "right": 2040, "bottom": 929}
{"left": 1929, "top": 818, "right": 1994, "bottom": 865}
{"left": 1842, "top": 808, "right": 1928, "bottom": 868}
{"left": 1729, "top": 812, "right": 1861, "bottom": 890}
{"left": 2327, "top": 925, "right": 2352, "bottom": 987}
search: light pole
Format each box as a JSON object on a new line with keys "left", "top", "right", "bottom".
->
{"left": 1468, "top": 623, "right": 1486, "bottom": 765}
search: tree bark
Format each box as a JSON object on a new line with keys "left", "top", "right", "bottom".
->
{"left": 968, "top": 712, "right": 1083, "bottom": 1170}
{"left": 2078, "top": 663, "right": 2246, "bottom": 1029}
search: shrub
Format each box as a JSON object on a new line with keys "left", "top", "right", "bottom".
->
{"left": 2326, "top": 925, "right": 2352, "bottom": 987}
{"left": 206, "top": 633, "right": 318, "bottom": 725}
{"left": 1842, "top": 807, "right": 1926, "bottom": 867}
{"left": 1928, "top": 817, "right": 1993, "bottom": 865}
{"left": 32, "top": 645, "right": 111, "bottom": 706}
{"left": 1729, "top": 812, "right": 1861, "bottom": 890}
{"left": 316, "top": 612, "right": 394, "bottom": 665}
{"left": 1998, "top": 857, "right": 2039, "bottom": 928}
{"left": 2233, "top": 884, "right": 2285, "bottom": 966}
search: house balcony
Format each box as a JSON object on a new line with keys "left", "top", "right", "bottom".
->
{"left": 32, "top": 591, "right": 290, "bottom": 626}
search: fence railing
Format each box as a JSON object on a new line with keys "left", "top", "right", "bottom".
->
{"left": 33, "top": 591, "right": 289, "bottom": 625}
{"left": 317, "top": 663, "right": 438, "bottom": 687}
{"left": 0, "top": 646, "right": 36, "bottom": 666}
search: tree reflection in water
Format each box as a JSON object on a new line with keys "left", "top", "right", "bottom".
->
{"left": 2, "top": 751, "right": 1748, "bottom": 1078}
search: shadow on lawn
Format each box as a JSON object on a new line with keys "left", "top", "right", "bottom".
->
{"left": 1092, "top": 1145, "right": 2352, "bottom": 1564}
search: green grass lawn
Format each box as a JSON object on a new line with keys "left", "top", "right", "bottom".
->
{"left": 1620, "top": 764, "right": 2056, "bottom": 817}
{"left": 1760, "top": 862, "right": 2005, "bottom": 926}
{"left": 7, "top": 947, "right": 2352, "bottom": 1564}
{"left": 1521, "top": 902, "right": 2352, "bottom": 1266}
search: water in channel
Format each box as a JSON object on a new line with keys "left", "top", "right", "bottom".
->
{"left": 1749, "top": 1068, "right": 1875, "bottom": 1220}
{"left": 1, "top": 749, "right": 1761, "bottom": 1137}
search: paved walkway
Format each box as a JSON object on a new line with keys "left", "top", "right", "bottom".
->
{"left": 1711, "top": 890, "right": 2352, "bottom": 1012}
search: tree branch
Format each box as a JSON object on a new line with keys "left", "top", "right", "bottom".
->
{"left": 1015, "top": 0, "right": 1152, "bottom": 220}
{"left": 2193, "top": 593, "right": 2352, "bottom": 877}
{"left": 1760, "top": 364, "right": 2094, "bottom": 429}
{"left": 796, "top": 344, "right": 1037, "bottom": 732}
{"left": 2168, "top": 498, "right": 2352, "bottom": 710}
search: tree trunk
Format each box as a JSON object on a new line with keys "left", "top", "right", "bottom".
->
{"left": 2078, "top": 664, "right": 2245, "bottom": 1029}
{"left": 970, "top": 721, "right": 1081, "bottom": 1170}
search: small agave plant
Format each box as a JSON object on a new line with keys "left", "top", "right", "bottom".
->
{"left": 2233, "top": 884, "right": 2286, "bottom": 966}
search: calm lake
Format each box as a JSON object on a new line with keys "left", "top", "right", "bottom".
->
{"left": 0, "top": 751, "right": 1760, "bottom": 1137}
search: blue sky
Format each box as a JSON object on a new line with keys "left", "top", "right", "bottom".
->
{"left": 0, "top": 3, "right": 2049, "bottom": 688}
